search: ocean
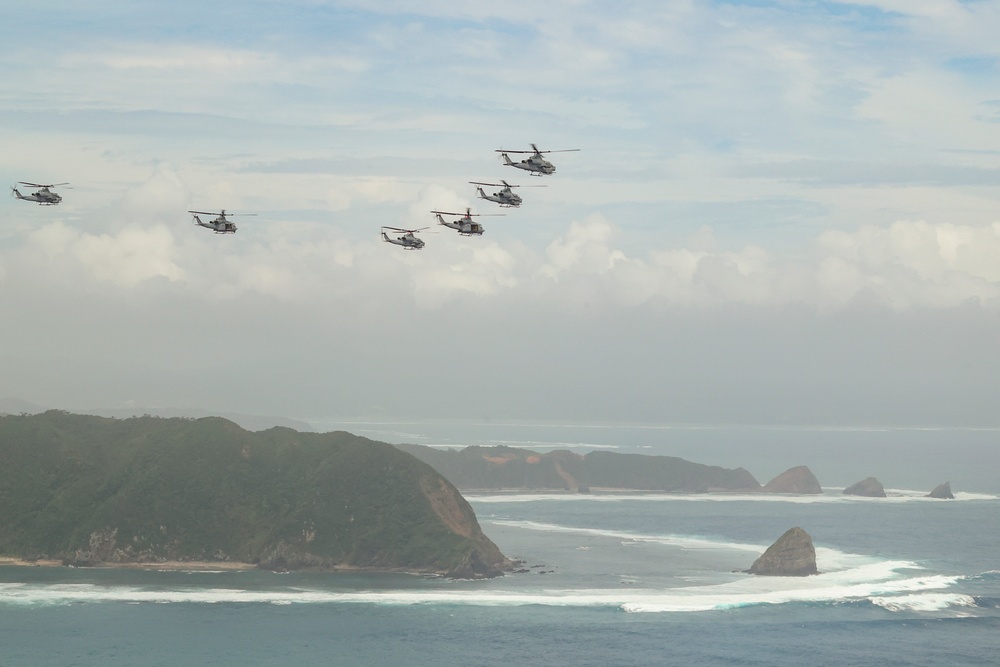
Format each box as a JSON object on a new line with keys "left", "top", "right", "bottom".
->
{"left": 2, "top": 423, "right": 998, "bottom": 666}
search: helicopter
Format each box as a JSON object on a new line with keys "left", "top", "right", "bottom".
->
{"left": 11, "top": 182, "right": 69, "bottom": 205}
{"left": 469, "top": 180, "right": 545, "bottom": 208}
{"left": 495, "top": 144, "right": 580, "bottom": 176}
{"left": 381, "top": 226, "right": 426, "bottom": 249}
{"left": 432, "top": 208, "right": 502, "bottom": 236}
{"left": 188, "top": 210, "right": 255, "bottom": 234}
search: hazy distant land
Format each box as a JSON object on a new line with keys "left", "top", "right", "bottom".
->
{"left": 396, "top": 443, "right": 763, "bottom": 493}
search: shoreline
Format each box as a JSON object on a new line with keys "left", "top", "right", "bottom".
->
{"left": 0, "top": 557, "right": 481, "bottom": 577}
{"left": 0, "top": 557, "right": 256, "bottom": 571}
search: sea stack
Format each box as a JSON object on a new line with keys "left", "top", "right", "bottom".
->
{"left": 762, "top": 466, "right": 822, "bottom": 494}
{"left": 748, "top": 527, "right": 818, "bottom": 576}
{"left": 927, "top": 482, "right": 955, "bottom": 499}
{"left": 843, "top": 477, "right": 886, "bottom": 497}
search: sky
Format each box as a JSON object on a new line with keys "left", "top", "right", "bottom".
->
{"left": 2, "top": 0, "right": 1000, "bottom": 427}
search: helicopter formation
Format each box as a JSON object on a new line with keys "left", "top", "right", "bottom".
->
{"left": 11, "top": 143, "right": 579, "bottom": 247}
{"left": 381, "top": 144, "right": 579, "bottom": 250}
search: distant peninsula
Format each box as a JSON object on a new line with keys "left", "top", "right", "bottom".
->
{"left": 395, "top": 444, "right": 762, "bottom": 492}
{"left": 0, "top": 411, "right": 512, "bottom": 577}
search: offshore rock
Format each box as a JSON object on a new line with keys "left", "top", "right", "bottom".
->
{"left": 762, "top": 466, "right": 822, "bottom": 494}
{"left": 927, "top": 482, "right": 955, "bottom": 499}
{"left": 748, "top": 527, "right": 818, "bottom": 576}
{"left": 843, "top": 477, "right": 886, "bottom": 497}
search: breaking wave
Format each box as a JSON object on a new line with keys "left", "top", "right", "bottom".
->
{"left": 0, "top": 570, "right": 970, "bottom": 614}
{"left": 3, "top": 520, "right": 983, "bottom": 616}
{"left": 468, "top": 490, "right": 998, "bottom": 503}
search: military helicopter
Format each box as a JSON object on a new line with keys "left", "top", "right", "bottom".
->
{"left": 11, "top": 182, "right": 69, "bottom": 205}
{"left": 496, "top": 144, "right": 580, "bottom": 176}
{"left": 469, "top": 180, "right": 545, "bottom": 208}
{"left": 188, "top": 210, "right": 255, "bottom": 234}
{"left": 432, "top": 208, "right": 502, "bottom": 236}
{"left": 381, "top": 226, "right": 426, "bottom": 249}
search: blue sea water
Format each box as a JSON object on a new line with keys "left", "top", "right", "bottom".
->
{"left": 2, "top": 423, "right": 999, "bottom": 666}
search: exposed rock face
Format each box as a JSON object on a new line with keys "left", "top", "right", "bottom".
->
{"left": 843, "top": 477, "right": 886, "bottom": 497}
{"left": 762, "top": 466, "right": 822, "bottom": 494}
{"left": 927, "top": 482, "right": 955, "bottom": 499}
{"left": 748, "top": 527, "right": 818, "bottom": 576}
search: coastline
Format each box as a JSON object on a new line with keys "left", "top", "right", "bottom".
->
{"left": 0, "top": 557, "right": 256, "bottom": 572}
{"left": 0, "top": 557, "right": 477, "bottom": 577}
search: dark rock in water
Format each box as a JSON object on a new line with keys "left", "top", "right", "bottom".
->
{"left": 927, "top": 482, "right": 955, "bottom": 499}
{"left": 748, "top": 527, "right": 818, "bottom": 576}
{"left": 843, "top": 477, "right": 886, "bottom": 497}
{"left": 762, "top": 466, "right": 822, "bottom": 494}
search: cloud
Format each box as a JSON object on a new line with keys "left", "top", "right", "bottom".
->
{"left": 816, "top": 220, "right": 1000, "bottom": 308}
{"left": 22, "top": 222, "right": 184, "bottom": 288}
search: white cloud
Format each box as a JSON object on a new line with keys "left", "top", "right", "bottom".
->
{"left": 24, "top": 222, "right": 184, "bottom": 288}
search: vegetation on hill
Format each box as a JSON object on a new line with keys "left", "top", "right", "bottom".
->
{"left": 0, "top": 411, "right": 510, "bottom": 577}
{"left": 395, "top": 444, "right": 761, "bottom": 492}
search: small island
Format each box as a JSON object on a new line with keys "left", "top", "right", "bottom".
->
{"left": 747, "top": 527, "right": 818, "bottom": 576}
{"left": 927, "top": 482, "right": 955, "bottom": 499}
{"left": 843, "top": 477, "right": 887, "bottom": 497}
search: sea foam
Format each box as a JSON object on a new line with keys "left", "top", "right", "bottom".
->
{"left": 469, "top": 490, "right": 998, "bottom": 504}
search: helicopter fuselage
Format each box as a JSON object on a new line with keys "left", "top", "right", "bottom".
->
{"left": 476, "top": 187, "right": 521, "bottom": 207}
{"left": 435, "top": 213, "right": 484, "bottom": 236}
{"left": 382, "top": 231, "right": 424, "bottom": 249}
{"left": 192, "top": 215, "right": 237, "bottom": 233}
{"left": 501, "top": 153, "right": 555, "bottom": 175}
{"left": 12, "top": 187, "right": 61, "bottom": 205}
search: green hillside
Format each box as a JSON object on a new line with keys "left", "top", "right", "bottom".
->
{"left": 0, "top": 411, "right": 510, "bottom": 577}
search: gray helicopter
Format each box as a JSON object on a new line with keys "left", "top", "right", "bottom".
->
{"left": 11, "top": 182, "right": 69, "bottom": 205}
{"left": 470, "top": 180, "right": 545, "bottom": 208}
{"left": 382, "top": 226, "right": 426, "bottom": 249}
{"left": 432, "top": 208, "right": 503, "bottom": 236}
{"left": 496, "top": 144, "right": 580, "bottom": 176}
{"left": 189, "top": 210, "right": 255, "bottom": 234}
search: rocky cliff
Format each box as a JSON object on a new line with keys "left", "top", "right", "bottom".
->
{"left": 747, "top": 527, "right": 818, "bottom": 576}
{"left": 761, "top": 466, "right": 822, "bottom": 494}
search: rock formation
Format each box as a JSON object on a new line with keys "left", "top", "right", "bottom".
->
{"left": 748, "top": 527, "right": 818, "bottom": 576}
{"left": 927, "top": 482, "right": 955, "bottom": 499}
{"left": 761, "top": 466, "right": 822, "bottom": 494}
{"left": 842, "top": 477, "right": 886, "bottom": 497}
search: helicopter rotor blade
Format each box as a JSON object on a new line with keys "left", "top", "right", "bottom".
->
{"left": 188, "top": 210, "right": 257, "bottom": 216}
{"left": 383, "top": 226, "right": 430, "bottom": 233}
